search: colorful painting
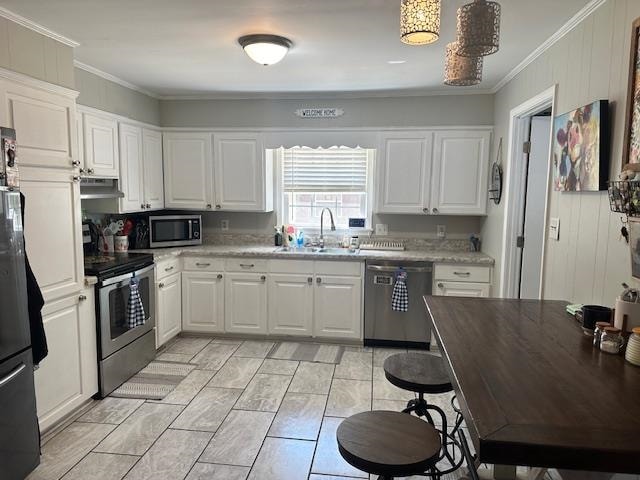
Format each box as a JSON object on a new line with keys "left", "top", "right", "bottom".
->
{"left": 629, "top": 218, "right": 640, "bottom": 279}
{"left": 552, "top": 100, "right": 609, "bottom": 192}
{"left": 624, "top": 19, "right": 640, "bottom": 167}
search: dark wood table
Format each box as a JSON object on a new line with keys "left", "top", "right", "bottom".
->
{"left": 424, "top": 297, "right": 640, "bottom": 476}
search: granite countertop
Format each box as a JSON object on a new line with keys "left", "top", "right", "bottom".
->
{"left": 130, "top": 245, "right": 494, "bottom": 265}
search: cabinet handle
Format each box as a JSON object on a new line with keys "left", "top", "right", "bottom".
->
{"left": 215, "top": 205, "right": 221, "bottom": 210}
{"left": 79, "top": 167, "right": 85, "bottom": 174}
{"left": 206, "top": 204, "right": 212, "bottom": 209}
{"left": 260, "top": 275, "right": 266, "bottom": 282}
{"left": 87, "top": 168, "right": 94, "bottom": 174}
{"left": 423, "top": 207, "right": 429, "bottom": 213}
{"left": 316, "top": 277, "right": 322, "bottom": 284}
{"left": 78, "top": 294, "right": 87, "bottom": 301}
{"left": 73, "top": 175, "right": 82, "bottom": 182}
{"left": 432, "top": 208, "right": 439, "bottom": 214}
{"left": 164, "top": 266, "right": 174, "bottom": 272}
{"left": 158, "top": 282, "right": 165, "bottom": 289}
{"left": 217, "top": 274, "right": 223, "bottom": 279}
{"left": 141, "top": 203, "right": 146, "bottom": 209}
{"left": 195, "top": 262, "right": 211, "bottom": 267}
{"left": 307, "top": 277, "right": 313, "bottom": 285}
{"left": 239, "top": 263, "right": 255, "bottom": 268}
{"left": 453, "top": 272, "right": 471, "bottom": 277}
{"left": 71, "top": 160, "right": 81, "bottom": 167}
{"left": 437, "top": 283, "right": 444, "bottom": 289}
{"left": 146, "top": 203, "right": 151, "bottom": 209}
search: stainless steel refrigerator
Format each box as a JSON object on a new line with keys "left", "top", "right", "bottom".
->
{"left": 0, "top": 127, "right": 40, "bottom": 479}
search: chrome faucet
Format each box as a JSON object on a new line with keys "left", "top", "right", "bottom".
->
{"left": 319, "top": 208, "right": 336, "bottom": 248}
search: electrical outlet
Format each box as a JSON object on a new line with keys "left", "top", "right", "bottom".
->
{"left": 375, "top": 224, "right": 388, "bottom": 236}
{"left": 221, "top": 219, "right": 229, "bottom": 231}
{"left": 437, "top": 225, "right": 446, "bottom": 239}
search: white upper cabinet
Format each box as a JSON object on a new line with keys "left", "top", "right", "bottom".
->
{"left": 118, "top": 123, "right": 145, "bottom": 213}
{"left": 431, "top": 130, "right": 491, "bottom": 215}
{"left": 83, "top": 113, "right": 119, "bottom": 178}
{"left": 213, "top": 133, "right": 273, "bottom": 212}
{"left": 377, "top": 132, "right": 433, "bottom": 214}
{"left": 163, "top": 132, "right": 213, "bottom": 210}
{"left": 142, "top": 129, "right": 164, "bottom": 210}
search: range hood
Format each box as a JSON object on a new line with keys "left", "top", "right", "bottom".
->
{"left": 80, "top": 178, "right": 124, "bottom": 200}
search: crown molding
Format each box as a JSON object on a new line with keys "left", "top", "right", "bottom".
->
{"left": 491, "top": 0, "right": 607, "bottom": 94}
{"left": 74, "top": 61, "right": 161, "bottom": 99}
{"left": 0, "top": 6, "right": 79, "bottom": 47}
{"left": 0, "top": 66, "right": 78, "bottom": 99}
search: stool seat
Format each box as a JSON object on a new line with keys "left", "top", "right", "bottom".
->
{"left": 337, "top": 410, "right": 441, "bottom": 478}
{"left": 383, "top": 352, "right": 452, "bottom": 394}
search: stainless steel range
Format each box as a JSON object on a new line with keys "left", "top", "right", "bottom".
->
{"left": 85, "top": 253, "right": 155, "bottom": 397}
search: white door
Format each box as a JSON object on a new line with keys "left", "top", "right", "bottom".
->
{"left": 20, "top": 167, "right": 83, "bottom": 302}
{"left": 156, "top": 272, "right": 182, "bottom": 347}
{"left": 142, "top": 128, "right": 164, "bottom": 210}
{"left": 225, "top": 273, "right": 268, "bottom": 334}
{"left": 519, "top": 117, "right": 551, "bottom": 299}
{"left": 163, "top": 132, "right": 213, "bottom": 210}
{"left": 213, "top": 133, "right": 266, "bottom": 211}
{"left": 434, "top": 281, "right": 490, "bottom": 297}
{"left": 182, "top": 271, "right": 225, "bottom": 333}
{"left": 377, "top": 132, "right": 432, "bottom": 214}
{"left": 431, "top": 130, "right": 491, "bottom": 215}
{"left": 268, "top": 274, "right": 314, "bottom": 336}
{"left": 314, "top": 275, "right": 362, "bottom": 339}
{"left": 0, "top": 80, "right": 77, "bottom": 170}
{"left": 83, "top": 113, "right": 119, "bottom": 178}
{"left": 118, "top": 123, "right": 144, "bottom": 213}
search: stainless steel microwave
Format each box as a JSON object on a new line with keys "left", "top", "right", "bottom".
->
{"left": 149, "top": 215, "right": 202, "bottom": 248}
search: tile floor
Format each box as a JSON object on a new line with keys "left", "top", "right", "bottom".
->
{"left": 27, "top": 336, "right": 636, "bottom": 480}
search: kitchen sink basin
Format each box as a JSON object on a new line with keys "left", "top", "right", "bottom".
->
{"left": 274, "top": 246, "right": 359, "bottom": 255}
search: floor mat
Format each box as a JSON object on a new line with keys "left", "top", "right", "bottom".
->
{"left": 110, "top": 361, "right": 196, "bottom": 400}
{"left": 267, "top": 342, "right": 345, "bottom": 364}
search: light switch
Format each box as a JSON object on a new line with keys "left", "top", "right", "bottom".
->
{"left": 375, "top": 224, "right": 388, "bottom": 236}
{"left": 548, "top": 217, "right": 560, "bottom": 240}
{"left": 221, "top": 219, "right": 229, "bottom": 231}
{"left": 437, "top": 225, "right": 446, "bottom": 239}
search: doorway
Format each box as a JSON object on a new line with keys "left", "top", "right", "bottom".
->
{"left": 500, "top": 86, "right": 556, "bottom": 299}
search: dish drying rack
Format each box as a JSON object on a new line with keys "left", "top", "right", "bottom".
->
{"left": 359, "top": 241, "right": 405, "bottom": 251}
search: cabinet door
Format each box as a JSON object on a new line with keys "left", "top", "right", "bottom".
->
{"left": 20, "top": 167, "right": 84, "bottom": 302}
{"left": 377, "top": 132, "right": 432, "bottom": 214}
{"left": 431, "top": 130, "right": 491, "bottom": 215}
{"left": 213, "top": 133, "right": 268, "bottom": 211}
{"left": 142, "top": 128, "right": 165, "bottom": 210}
{"left": 163, "top": 132, "right": 213, "bottom": 210}
{"left": 83, "top": 113, "right": 119, "bottom": 178}
{"left": 0, "top": 79, "right": 77, "bottom": 170}
{"left": 156, "top": 272, "right": 182, "bottom": 347}
{"left": 34, "top": 294, "right": 96, "bottom": 431}
{"left": 268, "top": 274, "right": 313, "bottom": 336}
{"left": 314, "top": 275, "right": 362, "bottom": 339}
{"left": 224, "top": 273, "right": 268, "bottom": 334}
{"left": 118, "top": 123, "right": 145, "bottom": 213}
{"left": 434, "top": 281, "right": 490, "bottom": 297}
{"left": 182, "top": 271, "right": 224, "bottom": 333}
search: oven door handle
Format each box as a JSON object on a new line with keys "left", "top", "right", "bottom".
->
{"left": 100, "top": 264, "right": 155, "bottom": 287}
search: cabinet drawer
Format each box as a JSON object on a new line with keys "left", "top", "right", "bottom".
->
{"left": 434, "top": 264, "right": 491, "bottom": 283}
{"left": 315, "top": 260, "right": 362, "bottom": 277}
{"left": 183, "top": 257, "right": 224, "bottom": 272}
{"left": 156, "top": 258, "right": 181, "bottom": 280}
{"left": 225, "top": 258, "right": 268, "bottom": 272}
{"left": 270, "top": 259, "right": 314, "bottom": 274}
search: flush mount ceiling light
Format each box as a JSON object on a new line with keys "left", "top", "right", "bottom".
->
{"left": 400, "top": 0, "right": 441, "bottom": 45}
{"left": 238, "top": 34, "right": 292, "bottom": 66}
{"left": 444, "top": 41, "right": 483, "bottom": 86}
{"left": 456, "top": 0, "right": 501, "bottom": 57}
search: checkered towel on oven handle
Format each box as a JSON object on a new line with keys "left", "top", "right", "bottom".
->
{"left": 391, "top": 270, "right": 409, "bottom": 312}
{"left": 126, "top": 277, "right": 146, "bottom": 328}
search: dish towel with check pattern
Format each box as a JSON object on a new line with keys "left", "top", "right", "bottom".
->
{"left": 391, "top": 269, "right": 409, "bottom": 312}
{"left": 127, "top": 277, "right": 146, "bottom": 328}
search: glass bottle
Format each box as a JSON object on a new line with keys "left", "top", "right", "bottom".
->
{"left": 600, "top": 327, "right": 624, "bottom": 355}
{"left": 593, "top": 322, "right": 610, "bottom": 348}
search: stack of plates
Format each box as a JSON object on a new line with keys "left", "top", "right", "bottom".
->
{"left": 626, "top": 331, "right": 640, "bottom": 366}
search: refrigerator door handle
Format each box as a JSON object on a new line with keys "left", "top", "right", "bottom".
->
{"left": 0, "top": 362, "right": 26, "bottom": 388}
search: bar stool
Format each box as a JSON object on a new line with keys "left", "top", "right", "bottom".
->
{"left": 383, "top": 352, "right": 466, "bottom": 476}
{"left": 337, "top": 410, "right": 442, "bottom": 480}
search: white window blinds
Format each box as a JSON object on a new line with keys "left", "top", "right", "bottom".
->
{"left": 282, "top": 147, "right": 368, "bottom": 193}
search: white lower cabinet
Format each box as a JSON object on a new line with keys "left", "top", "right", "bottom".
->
{"left": 182, "top": 271, "right": 225, "bottom": 333}
{"left": 156, "top": 272, "right": 181, "bottom": 347}
{"left": 225, "top": 273, "right": 268, "bottom": 334}
{"left": 268, "top": 274, "right": 314, "bottom": 336}
{"left": 434, "top": 281, "right": 490, "bottom": 297}
{"left": 34, "top": 289, "right": 98, "bottom": 431}
{"left": 313, "top": 275, "right": 362, "bottom": 339}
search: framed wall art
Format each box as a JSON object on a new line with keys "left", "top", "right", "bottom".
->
{"left": 624, "top": 17, "right": 640, "bottom": 168}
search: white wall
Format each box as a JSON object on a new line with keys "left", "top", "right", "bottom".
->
{"left": 482, "top": 0, "right": 635, "bottom": 305}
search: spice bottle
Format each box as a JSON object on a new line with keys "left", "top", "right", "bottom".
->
{"left": 600, "top": 326, "right": 625, "bottom": 355}
{"left": 593, "top": 322, "right": 610, "bottom": 348}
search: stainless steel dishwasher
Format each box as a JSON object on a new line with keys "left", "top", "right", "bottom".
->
{"left": 364, "top": 259, "right": 433, "bottom": 349}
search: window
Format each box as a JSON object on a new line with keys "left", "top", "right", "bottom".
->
{"left": 279, "top": 146, "right": 372, "bottom": 230}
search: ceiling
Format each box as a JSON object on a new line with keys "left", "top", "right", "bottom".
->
{"left": 0, "top": 0, "right": 592, "bottom": 98}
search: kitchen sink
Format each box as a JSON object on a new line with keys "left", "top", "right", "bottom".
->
{"left": 274, "top": 246, "right": 359, "bottom": 255}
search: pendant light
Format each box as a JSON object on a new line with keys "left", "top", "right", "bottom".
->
{"left": 456, "top": 0, "right": 501, "bottom": 57}
{"left": 444, "top": 42, "right": 483, "bottom": 86}
{"left": 238, "top": 34, "right": 292, "bottom": 66}
{"left": 400, "top": 0, "right": 441, "bottom": 45}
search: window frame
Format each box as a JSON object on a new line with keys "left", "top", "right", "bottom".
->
{"left": 274, "top": 147, "right": 375, "bottom": 234}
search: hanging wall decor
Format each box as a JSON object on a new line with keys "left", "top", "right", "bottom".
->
{"left": 623, "top": 17, "right": 640, "bottom": 168}
{"left": 456, "top": 0, "right": 501, "bottom": 57}
{"left": 489, "top": 138, "right": 503, "bottom": 204}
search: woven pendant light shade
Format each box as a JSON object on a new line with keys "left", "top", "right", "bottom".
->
{"left": 456, "top": 0, "right": 501, "bottom": 57}
{"left": 444, "top": 42, "right": 483, "bottom": 86}
{"left": 400, "top": 0, "right": 441, "bottom": 45}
